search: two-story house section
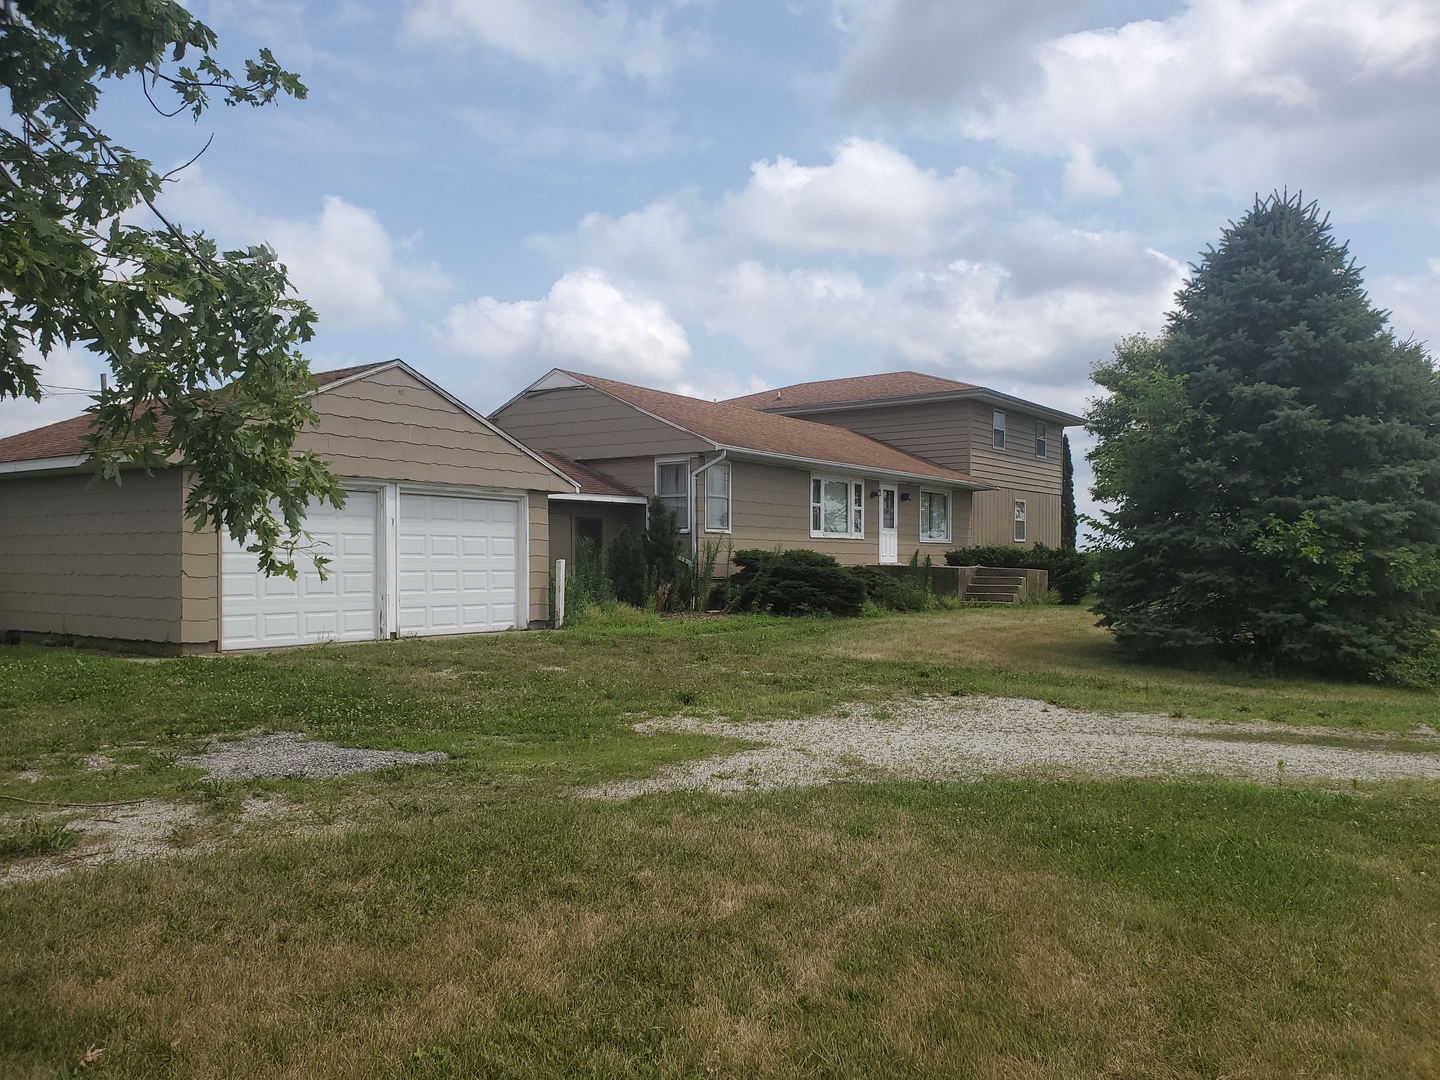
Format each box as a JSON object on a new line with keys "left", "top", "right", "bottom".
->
{"left": 490, "top": 370, "right": 992, "bottom": 569}
{"left": 725, "top": 372, "right": 1084, "bottom": 548}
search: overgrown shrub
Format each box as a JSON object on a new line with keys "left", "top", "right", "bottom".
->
{"left": 728, "top": 549, "right": 867, "bottom": 616}
{"left": 856, "top": 552, "right": 934, "bottom": 612}
{"left": 563, "top": 536, "right": 613, "bottom": 620}
{"left": 607, "top": 525, "right": 648, "bottom": 607}
{"left": 945, "top": 544, "right": 1093, "bottom": 605}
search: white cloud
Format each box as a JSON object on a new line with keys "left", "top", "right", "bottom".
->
{"left": 443, "top": 267, "right": 692, "bottom": 379}
{"left": 1063, "top": 144, "right": 1122, "bottom": 201}
{"left": 723, "top": 137, "right": 994, "bottom": 256}
{"left": 404, "top": 0, "right": 692, "bottom": 81}
{"left": 0, "top": 345, "right": 102, "bottom": 439}
{"left": 1372, "top": 258, "right": 1440, "bottom": 354}
{"left": 161, "top": 175, "right": 447, "bottom": 330}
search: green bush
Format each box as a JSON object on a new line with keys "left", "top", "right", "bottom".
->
{"left": 563, "top": 536, "right": 613, "bottom": 620}
{"left": 855, "top": 552, "right": 935, "bottom": 612}
{"left": 945, "top": 544, "right": 1093, "bottom": 605}
{"left": 728, "top": 549, "right": 868, "bottom": 616}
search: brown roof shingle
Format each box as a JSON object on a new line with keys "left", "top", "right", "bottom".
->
{"left": 724, "top": 371, "right": 979, "bottom": 411}
{"left": 0, "top": 362, "right": 392, "bottom": 466}
{"left": 566, "top": 371, "right": 986, "bottom": 487}
{"left": 535, "top": 450, "right": 642, "bottom": 498}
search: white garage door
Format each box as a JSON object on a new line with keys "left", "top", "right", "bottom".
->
{"left": 399, "top": 494, "right": 518, "bottom": 636}
{"left": 221, "top": 491, "right": 378, "bottom": 650}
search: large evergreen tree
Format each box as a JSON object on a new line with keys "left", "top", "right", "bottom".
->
{"left": 1061, "top": 434, "right": 1077, "bottom": 550}
{"left": 1088, "top": 193, "right": 1440, "bottom": 678}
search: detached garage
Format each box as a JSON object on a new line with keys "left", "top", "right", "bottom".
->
{"left": 0, "top": 361, "right": 578, "bottom": 653}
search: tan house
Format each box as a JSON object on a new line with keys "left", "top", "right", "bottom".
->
{"left": 490, "top": 369, "right": 1082, "bottom": 569}
{"left": 0, "top": 361, "right": 579, "bottom": 653}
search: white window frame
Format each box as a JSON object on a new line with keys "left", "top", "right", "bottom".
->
{"left": 1034, "top": 420, "right": 1047, "bottom": 458}
{"left": 809, "top": 474, "right": 865, "bottom": 539}
{"left": 703, "top": 460, "right": 731, "bottom": 533}
{"left": 992, "top": 410, "right": 1006, "bottom": 451}
{"left": 1014, "top": 499, "right": 1027, "bottom": 543}
{"left": 918, "top": 489, "right": 951, "bottom": 544}
{"left": 654, "top": 457, "right": 690, "bottom": 533}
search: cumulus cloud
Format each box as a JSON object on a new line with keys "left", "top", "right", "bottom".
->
{"left": 161, "top": 175, "right": 447, "bottom": 330}
{"left": 836, "top": 0, "right": 1440, "bottom": 202}
{"left": 404, "top": 0, "right": 693, "bottom": 81}
{"left": 443, "top": 267, "right": 692, "bottom": 379}
{"left": 723, "top": 137, "right": 994, "bottom": 256}
{"left": 0, "top": 345, "right": 102, "bottom": 439}
{"left": 1372, "top": 258, "right": 1440, "bottom": 354}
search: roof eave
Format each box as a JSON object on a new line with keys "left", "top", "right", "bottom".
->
{"left": 0, "top": 454, "right": 89, "bottom": 475}
{"left": 761, "top": 388, "right": 1086, "bottom": 427}
{"left": 717, "top": 446, "right": 993, "bottom": 490}
{"left": 548, "top": 492, "right": 649, "bottom": 505}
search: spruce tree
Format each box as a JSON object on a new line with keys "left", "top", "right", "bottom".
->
{"left": 1088, "top": 193, "right": 1440, "bottom": 678}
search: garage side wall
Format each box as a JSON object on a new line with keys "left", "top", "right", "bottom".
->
{"left": 0, "top": 469, "right": 185, "bottom": 644}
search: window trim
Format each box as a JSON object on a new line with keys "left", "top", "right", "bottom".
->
{"left": 703, "top": 460, "right": 732, "bottom": 533}
{"left": 654, "top": 456, "right": 691, "bottom": 534}
{"left": 809, "top": 473, "right": 865, "bottom": 539}
{"left": 1013, "top": 499, "right": 1027, "bottom": 543}
{"left": 1034, "top": 420, "right": 1047, "bottom": 459}
{"left": 918, "top": 488, "right": 952, "bottom": 544}
{"left": 992, "top": 409, "right": 1006, "bottom": 451}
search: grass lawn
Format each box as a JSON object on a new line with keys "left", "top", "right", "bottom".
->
{"left": 2, "top": 605, "right": 1438, "bottom": 1077}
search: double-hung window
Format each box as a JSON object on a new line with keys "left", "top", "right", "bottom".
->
{"left": 1014, "top": 500, "right": 1027, "bottom": 543}
{"left": 655, "top": 458, "right": 690, "bottom": 532}
{"left": 810, "top": 475, "right": 864, "bottom": 538}
{"left": 1034, "top": 421, "right": 1047, "bottom": 458}
{"left": 919, "top": 490, "right": 950, "bottom": 543}
{"left": 992, "top": 410, "right": 1006, "bottom": 450}
{"left": 704, "top": 462, "right": 731, "bottom": 532}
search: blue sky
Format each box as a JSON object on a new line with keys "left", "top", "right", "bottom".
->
{"left": 6, "top": 0, "right": 1440, "bottom": 526}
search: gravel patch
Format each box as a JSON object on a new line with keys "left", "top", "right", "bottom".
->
{"left": 1, "top": 800, "right": 202, "bottom": 885}
{"left": 586, "top": 696, "right": 1440, "bottom": 799}
{"left": 178, "top": 732, "right": 447, "bottom": 781}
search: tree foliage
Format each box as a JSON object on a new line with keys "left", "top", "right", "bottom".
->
{"left": 606, "top": 525, "right": 648, "bottom": 607}
{"left": 1088, "top": 193, "right": 1440, "bottom": 678}
{"left": 1, "top": 1, "right": 340, "bottom": 576}
{"left": 1061, "top": 434, "right": 1077, "bottom": 551}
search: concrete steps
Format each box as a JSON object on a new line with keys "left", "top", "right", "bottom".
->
{"left": 963, "top": 568, "right": 1029, "bottom": 605}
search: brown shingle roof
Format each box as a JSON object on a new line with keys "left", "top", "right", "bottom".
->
{"left": 535, "top": 450, "right": 642, "bottom": 498}
{"left": 724, "top": 371, "right": 979, "bottom": 411}
{"left": 566, "top": 371, "right": 987, "bottom": 487}
{"left": 0, "top": 362, "right": 391, "bottom": 466}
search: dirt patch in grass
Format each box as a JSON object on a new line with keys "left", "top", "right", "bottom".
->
{"left": 0, "top": 800, "right": 202, "bottom": 885}
{"left": 177, "top": 732, "right": 448, "bottom": 780}
{"left": 588, "top": 696, "right": 1440, "bottom": 798}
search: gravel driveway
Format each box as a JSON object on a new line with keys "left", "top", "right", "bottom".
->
{"left": 586, "top": 696, "right": 1440, "bottom": 798}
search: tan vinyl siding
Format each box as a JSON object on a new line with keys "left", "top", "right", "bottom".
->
{"left": 0, "top": 470, "right": 184, "bottom": 642}
{"left": 725, "top": 459, "right": 969, "bottom": 566}
{"left": 968, "top": 401, "right": 1064, "bottom": 494}
{"left": 304, "top": 367, "right": 570, "bottom": 493}
{"left": 970, "top": 488, "right": 1062, "bottom": 548}
{"left": 579, "top": 456, "right": 672, "bottom": 499}
{"left": 528, "top": 496, "right": 549, "bottom": 627}
{"left": 492, "top": 386, "right": 711, "bottom": 460}
{"left": 180, "top": 474, "right": 220, "bottom": 645}
{"left": 795, "top": 401, "right": 973, "bottom": 472}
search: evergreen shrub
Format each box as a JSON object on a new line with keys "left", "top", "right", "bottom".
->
{"left": 727, "top": 549, "right": 867, "bottom": 616}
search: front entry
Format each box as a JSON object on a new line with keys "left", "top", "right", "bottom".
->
{"left": 878, "top": 485, "right": 898, "bottom": 564}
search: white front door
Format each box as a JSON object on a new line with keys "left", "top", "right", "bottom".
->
{"left": 879, "top": 485, "right": 898, "bottom": 564}
{"left": 221, "top": 490, "right": 379, "bottom": 650}
{"left": 398, "top": 493, "right": 519, "bottom": 636}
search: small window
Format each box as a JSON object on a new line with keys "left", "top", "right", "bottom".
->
{"left": 655, "top": 459, "right": 689, "bottom": 531}
{"left": 992, "top": 410, "right": 1006, "bottom": 450}
{"left": 704, "top": 462, "right": 731, "bottom": 532}
{"left": 810, "top": 474, "right": 864, "bottom": 538}
{"left": 1014, "top": 500, "right": 1027, "bottom": 543}
{"left": 920, "top": 490, "right": 950, "bottom": 543}
{"left": 1035, "top": 421, "right": 1047, "bottom": 458}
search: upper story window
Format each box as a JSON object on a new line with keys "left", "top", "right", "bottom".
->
{"left": 704, "top": 461, "right": 731, "bottom": 532}
{"left": 919, "top": 490, "right": 950, "bottom": 543}
{"left": 1035, "top": 420, "right": 1048, "bottom": 458}
{"left": 992, "top": 410, "right": 1006, "bottom": 450}
{"left": 655, "top": 458, "right": 690, "bottom": 531}
{"left": 810, "top": 475, "right": 864, "bottom": 538}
